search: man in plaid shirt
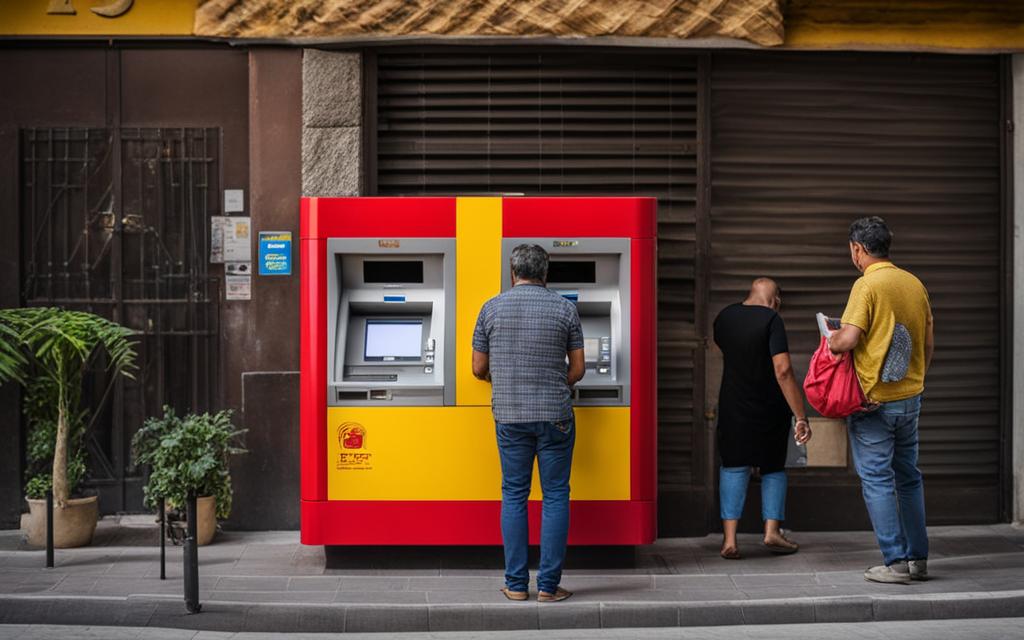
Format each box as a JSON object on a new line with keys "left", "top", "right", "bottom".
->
{"left": 472, "top": 244, "right": 585, "bottom": 603}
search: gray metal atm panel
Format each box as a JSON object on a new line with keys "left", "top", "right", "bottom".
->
{"left": 501, "top": 238, "right": 631, "bottom": 406}
{"left": 326, "top": 238, "right": 456, "bottom": 406}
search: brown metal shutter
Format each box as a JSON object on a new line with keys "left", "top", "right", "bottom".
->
{"left": 710, "top": 52, "right": 1004, "bottom": 524}
{"left": 374, "top": 51, "right": 703, "bottom": 533}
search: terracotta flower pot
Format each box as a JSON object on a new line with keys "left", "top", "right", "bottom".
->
{"left": 196, "top": 495, "right": 217, "bottom": 546}
{"left": 167, "top": 495, "right": 217, "bottom": 546}
{"left": 25, "top": 495, "right": 99, "bottom": 548}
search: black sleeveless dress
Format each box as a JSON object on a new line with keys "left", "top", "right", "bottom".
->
{"left": 713, "top": 303, "right": 793, "bottom": 474}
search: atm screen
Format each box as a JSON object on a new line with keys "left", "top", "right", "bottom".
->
{"left": 547, "top": 261, "right": 596, "bottom": 284}
{"left": 364, "top": 320, "right": 422, "bottom": 361}
{"left": 364, "top": 261, "right": 424, "bottom": 284}
{"left": 583, "top": 337, "right": 600, "bottom": 363}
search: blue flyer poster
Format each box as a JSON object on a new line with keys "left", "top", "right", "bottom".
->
{"left": 258, "top": 231, "right": 292, "bottom": 276}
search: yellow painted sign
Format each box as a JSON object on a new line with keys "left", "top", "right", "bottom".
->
{"left": 326, "top": 406, "right": 630, "bottom": 501}
{"left": 0, "top": 0, "right": 195, "bottom": 36}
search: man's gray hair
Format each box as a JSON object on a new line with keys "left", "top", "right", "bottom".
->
{"left": 849, "top": 216, "right": 892, "bottom": 258}
{"left": 510, "top": 244, "right": 549, "bottom": 282}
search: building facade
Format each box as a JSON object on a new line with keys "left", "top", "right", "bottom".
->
{"left": 1, "top": 0, "right": 1021, "bottom": 536}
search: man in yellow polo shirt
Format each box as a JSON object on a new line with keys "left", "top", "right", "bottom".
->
{"left": 829, "top": 216, "right": 935, "bottom": 585}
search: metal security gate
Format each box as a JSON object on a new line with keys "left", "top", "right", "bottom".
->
{"left": 20, "top": 126, "right": 221, "bottom": 513}
{"left": 709, "top": 52, "right": 1008, "bottom": 527}
{"left": 372, "top": 50, "right": 708, "bottom": 536}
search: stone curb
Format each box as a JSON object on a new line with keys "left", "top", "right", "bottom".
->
{"left": 1, "top": 590, "right": 1023, "bottom": 633}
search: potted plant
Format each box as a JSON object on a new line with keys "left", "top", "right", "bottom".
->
{"left": 22, "top": 377, "right": 89, "bottom": 542}
{"left": 0, "top": 307, "right": 136, "bottom": 548}
{"left": 132, "top": 405, "right": 247, "bottom": 546}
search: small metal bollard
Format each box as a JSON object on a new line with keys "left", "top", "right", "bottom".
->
{"left": 45, "top": 489, "right": 54, "bottom": 569}
{"left": 183, "top": 493, "right": 201, "bottom": 613}
{"left": 158, "top": 496, "right": 166, "bottom": 580}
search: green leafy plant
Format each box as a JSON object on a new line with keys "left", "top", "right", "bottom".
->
{"left": 0, "top": 307, "right": 136, "bottom": 507}
{"left": 132, "top": 405, "right": 247, "bottom": 520}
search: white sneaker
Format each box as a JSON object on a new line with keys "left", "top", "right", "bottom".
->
{"left": 864, "top": 562, "right": 911, "bottom": 584}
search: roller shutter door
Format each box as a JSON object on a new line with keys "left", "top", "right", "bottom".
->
{"left": 710, "top": 52, "right": 1005, "bottom": 524}
{"left": 374, "top": 51, "right": 705, "bottom": 534}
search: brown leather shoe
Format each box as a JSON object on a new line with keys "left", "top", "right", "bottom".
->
{"left": 500, "top": 587, "right": 528, "bottom": 601}
{"left": 538, "top": 587, "right": 573, "bottom": 602}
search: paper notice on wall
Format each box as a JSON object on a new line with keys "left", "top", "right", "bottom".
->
{"left": 210, "top": 216, "right": 227, "bottom": 263}
{"left": 225, "top": 275, "right": 251, "bottom": 300}
{"left": 225, "top": 261, "right": 252, "bottom": 300}
{"left": 211, "top": 216, "right": 251, "bottom": 263}
{"left": 224, "top": 216, "right": 252, "bottom": 262}
{"left": 224, "top": 189, "right": 245, "bottom": 213}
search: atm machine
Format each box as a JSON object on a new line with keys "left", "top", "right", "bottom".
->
{"left": 300, "top": 197, "right": 656, "bottom": 545}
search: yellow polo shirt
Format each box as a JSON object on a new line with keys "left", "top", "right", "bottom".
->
{"left": 841, "top": 261, "right": 931, "bottom": 402}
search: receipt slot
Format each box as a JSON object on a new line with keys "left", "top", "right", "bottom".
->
{"left": 301, "top": 197, "right": 657, "bottom": 545}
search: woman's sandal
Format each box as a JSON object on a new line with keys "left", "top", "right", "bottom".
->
{"left": 764, "top": 534, "right": 799, "bottom": 555}
{"left": 500, "top": 587, "right": 528, "bottom": 601}
{"left": 720, "top": 546, "right": 741, "bottom": 560}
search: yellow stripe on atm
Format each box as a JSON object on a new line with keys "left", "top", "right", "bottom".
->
{"left": 326, "top": 406, "right": 630, "bottom": 501}
{"left": 455, "top": 197, "right": 502, "bottom": 407}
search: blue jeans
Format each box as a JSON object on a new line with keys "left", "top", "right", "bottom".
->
{"left": 847, "top": 395, "right": 928, "bottom": 566}
{"left": 496, "top": 419, "right": 575, "bottom": 593}
{"left": 719, "top": 466, "right": 787, "bottom": 521}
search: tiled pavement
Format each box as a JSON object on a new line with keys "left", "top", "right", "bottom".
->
{"left": 0, "top": 519, "right": 1022, "bottom": 632}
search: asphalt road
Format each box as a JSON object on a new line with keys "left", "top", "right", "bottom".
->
{"left": 2, "top": 618, "right": 1024, "bottom": 640}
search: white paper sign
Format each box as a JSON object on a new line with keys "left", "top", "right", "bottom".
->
{"left": 223, "top": 216, "right": 251, "bottom": 262}
{"left": 210, "top": 216, "right": 226, "bottom": 263}
{"left": 225, "top": 275, "right": 251, "bottom": 300}
{"left": 224, "top": 189, "right": 245, "bottom": 213}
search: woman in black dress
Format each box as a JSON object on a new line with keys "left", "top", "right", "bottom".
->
{"left": 713, "top": 278, "right": 811, "bottom": 559}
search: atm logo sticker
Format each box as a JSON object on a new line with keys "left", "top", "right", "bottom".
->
{"left": 337, "top": 422, "right": 373, "bottom": 470}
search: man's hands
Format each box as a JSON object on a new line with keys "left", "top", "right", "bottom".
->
{"left": 794, "top": 418, "right": 812, "bottom": 445}
{"left": 567, "top": 348, "right": 585, "bottom": 387}
{"left": 828, "top": 323, "right": 862, "bottom": 354}
{"left": 472, "top": 350, "right": 491, "bottom": 382}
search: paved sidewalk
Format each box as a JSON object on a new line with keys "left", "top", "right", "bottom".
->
{"left": 3, "top": 618, "right": 1024, "bottom": 640}
{"left": 1, "top": 519, "right": 1022, "bottom": 633}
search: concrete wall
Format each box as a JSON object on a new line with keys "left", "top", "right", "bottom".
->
{"left": 226, "top": 48, "right": 303, "bottom": 531}
{"left": 1013, "top": 54, "right": 1023, "bottom": 525}
{"left": 302, "top": 50, "right": 362, "bottom": 196}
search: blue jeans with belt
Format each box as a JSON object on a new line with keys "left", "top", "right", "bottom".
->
{"left": 847, "top": 395, "right": 928, "bottom": 566}
{"left": 496, "top": 418, "right": 576, "bottom": 594}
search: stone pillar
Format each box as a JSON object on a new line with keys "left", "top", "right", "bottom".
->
{"left": 302, "top": 50, "right": 362, "bottom": 196}
{"left": 1014, "top": 54, "right": 1023, "bottom": 524}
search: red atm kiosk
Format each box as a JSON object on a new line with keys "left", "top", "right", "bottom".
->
{"left": 301, "top": 196, "right": 656, "bottom": 545}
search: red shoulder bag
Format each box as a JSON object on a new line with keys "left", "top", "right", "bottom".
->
{"left": 803, "top": 337, "right": 866, "bottom": 419}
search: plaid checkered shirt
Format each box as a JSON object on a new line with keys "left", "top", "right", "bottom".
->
{"left": 472, "top": 283, "right": 584, "bottom": 423}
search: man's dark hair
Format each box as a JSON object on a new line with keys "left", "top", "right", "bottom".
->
{"left": 848, "top": 216, "right": 892, "bottom": 258}
{"left": 510, "top": 244, "right": 549, "bottom": 282}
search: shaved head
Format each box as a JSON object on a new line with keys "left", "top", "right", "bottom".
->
{"left": 745, "top": 277, "right": 781, "bottom": 310}
{"left": 750, "top": 277, "right": 778, "bottom": 299}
